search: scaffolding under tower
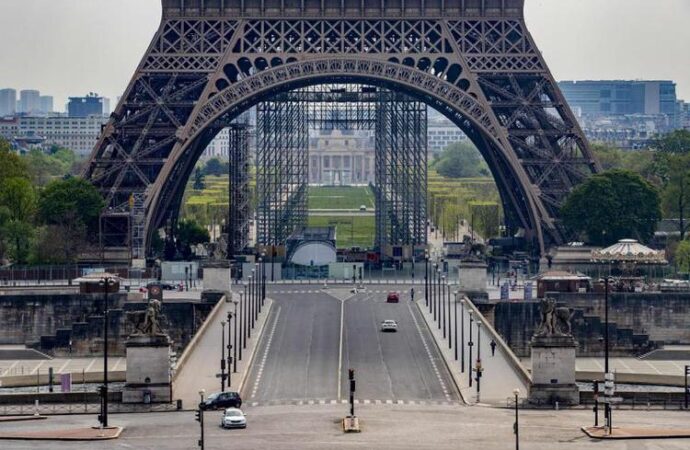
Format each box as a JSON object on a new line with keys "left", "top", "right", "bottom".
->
{"left": 255, "top": 98, "right": 309, "bottom": 246}
{"left": 228, "top": 123, "right": 252, "bottom": 256}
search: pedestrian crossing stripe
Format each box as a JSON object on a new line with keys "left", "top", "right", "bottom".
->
{"left": 244, "top": 399, "right": 459, "bottom": 408}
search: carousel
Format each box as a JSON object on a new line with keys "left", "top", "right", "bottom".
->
{"left": 591, "top": 239, "right": 668, "bottom": 291}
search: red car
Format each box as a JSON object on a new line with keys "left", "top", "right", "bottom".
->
{"left": 386, "top": 292, "right": 400, "bottom": 303}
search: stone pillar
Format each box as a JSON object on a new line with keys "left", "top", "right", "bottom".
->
{"left": 123, "top": 335, "right": 172, "bottom": 404}
{"left": 529, "top": 335, "right": 579, "bottom": 406}
{"left": 458, "top": 260, "right": 488, "bottom": 292}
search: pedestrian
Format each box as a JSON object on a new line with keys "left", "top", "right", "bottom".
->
{"left": 490, "top": 339, "right": 497, "bottom": 357}
{"left": 410, "top": 288, "right": 415, "bottom": 302}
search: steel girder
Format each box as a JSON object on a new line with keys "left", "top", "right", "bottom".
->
{"left": 83, "top": 0, "right": 599, "bottom": 259}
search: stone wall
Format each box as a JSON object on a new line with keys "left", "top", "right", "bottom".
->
{"left": 0, "top": 292, "right": 214, "bottom": 357}
{"left": 491, "top": 292, "right": 690, "bottom": 357}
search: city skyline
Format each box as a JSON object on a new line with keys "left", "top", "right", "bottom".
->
{"left": 0, "top": 0, "right": 688, "bottom": 111}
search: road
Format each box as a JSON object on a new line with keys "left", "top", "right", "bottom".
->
{"left": 243, "top": 286, "right": 459, "bottom": 407}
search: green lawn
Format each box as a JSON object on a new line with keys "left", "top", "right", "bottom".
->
{"left": 308, "top": 215, "right": 375, "bottom": 249}
{"left": 308, "top": 186, "right": 375, "bottom": 210}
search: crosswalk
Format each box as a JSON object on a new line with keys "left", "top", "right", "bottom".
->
{"left": 247, "top": 398, "right": 460, "bottom": 408}
{"left": 267, "top": 289, "right": 408, "bottom": 295}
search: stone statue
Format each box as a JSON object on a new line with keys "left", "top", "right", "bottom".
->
{"left": 128, "top": 299, "right": 166, "bottom": 336}
{"left": 536, "top": 298, "right": 574, "bottom": 337}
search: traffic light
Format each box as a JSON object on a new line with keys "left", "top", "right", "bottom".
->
{"left": 195, "top": 409, "right": 202, "bottom": 423}
{"left": 349, "top": 369, "right": 356, "bottom": 393}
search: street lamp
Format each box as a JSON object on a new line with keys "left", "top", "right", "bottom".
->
{"left": 513, "top": 388, "right": 520, "bottom": 450}
{"left": 468, "top": 310, "right": 474, "bottom": 387}
{"left": 244, "top": 282, "right": 251, "bottom": 340}
{"left": 220, "top": 320, "right": 227, "bottom": 392}
{"left": 230, "top": 301, "right": 238, "bottom": 373}
{"left": 453, "top": 291, "right": 458, "bottom": 354}
{"left": 98, "top": 276, "right": 116, "bottom": 428}
{"left": 441, "top": 275, "right": 446, "bottom": 338}
{"left": 447, "top": 282, "right": 452, "bottom": 349}
{"left": 431, "top": 263, "right": 437, "bottom": 318}
{"left": 197, "top": 389, "right": 206, "bottom": 450}
{"left": 460, "top": 298, "right": 465, "bottom": 371}
{"left": 476, "top": 322, "right": 482, "bottom": 403}
{"left": 603, "top": 276, "right": 611, "bottom": 430}
{"left": 424, "top": 251, "right": 429, "bottom": 307}
{"left": 436, "top": 268, "right": 442, "bottom": 330}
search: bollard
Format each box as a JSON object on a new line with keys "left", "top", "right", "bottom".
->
{"left": 34, "top": 399, "right": 40, "bottom": 416}
{"left": 554, "top": 401, "right": 559, "bottom": 411}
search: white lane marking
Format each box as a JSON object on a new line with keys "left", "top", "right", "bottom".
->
{"left": 2, "top": 361, "right": 19, "bottom": 377}
{"left": 85, "top": 358, "right": 96, "bottom": 373}
{"left": 250, "top": 306, "right": 282, "bottom": 399}
{"left": 30, "top": 360, "right": 46, "bottom": 375}
{"left": 56, "top": 359, "right": 71, "bottom": 374}
{"left": 408, "top": 302, "right": 452, "bottom": 402}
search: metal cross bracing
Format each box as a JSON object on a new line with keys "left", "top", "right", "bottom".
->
{"left": 84, "top": 0, "right": 599, "bottom": 262}
{"left": 228, "top": 123, "right": 252, "bottom": 256}
{"left": 375, "top": 91, "right": 428, "bottom": 252}
{"left": 255, "top": 98, "right": 309, "bottom": 246}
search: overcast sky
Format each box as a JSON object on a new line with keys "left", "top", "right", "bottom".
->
{"left": 0, "top": 0, "right": 688, "bottom": 110}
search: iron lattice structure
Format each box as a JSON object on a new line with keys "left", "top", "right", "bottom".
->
{"left": 375, "top": 92, "right": 428, "bottom": 250}
{"left": 256, "top": 84, "right": 427, "bottom": 251}
{"left": 255, "top": 99, "right": 309, "bottom": 246}
{"left": 228, "top": 123, "right": 251, "bottom": 255}
{"left": 84, "top": 0, "right": 599, "bottom": 260}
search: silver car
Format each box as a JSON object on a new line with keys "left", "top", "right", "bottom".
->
{"left": 380, "top": 320, "right": 398, "bottom": 332}
{"left": 221, "top": 408, "right": 247, "bottom": 429}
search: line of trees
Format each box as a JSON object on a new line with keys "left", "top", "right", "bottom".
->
{"left": 0, "top": 138, "right": 103, "bottom": 265}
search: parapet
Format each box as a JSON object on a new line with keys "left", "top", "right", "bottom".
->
{"left": 161, "top": 0, "right": 524, "bottom": 19}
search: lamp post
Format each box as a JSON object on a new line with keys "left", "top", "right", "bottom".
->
{"left": 225, "top": 311, "right": 232, "bottom": 386}
{"left": 424, "top": 252, "right": 429, "bottom": 307}
{"left": 441, "top": 275, "right": 446, "bottom": 338}
{"left": 513, "top": 388, "right": 520, "bottom": 450}
{"left": 468, "top": 310, "right": 474, "bottom": 387}
{"left": 231, "top": 302, "right": 238, "bottom": 373}
{"left": 431, "top": 263, "right": 437, "bottom": 318}
{"left": 436, "top": 268, "right": 442, "bottom": 329}
{"left": 260, "top": 253, "right": 267, "bottom": 305}
{"left": 244, "top": 282, "right": 251, "bottom": 340}
{"left": 476, "top": 322, "right": 482, "bottom": 403}
{"left": 197, "top": 389, "right": 206, "bottom": 450}
{"left": 460, "top": 298, "right": 465, "bottom": 371}
{"left": 447, "top": 282, "right": 452, "bottom": 349}
{"left": 98, "top": 276, "right": 116, "bottom": 428}
{"left": 604, "top": 276, "right": 610, "bottom": 430}
{"left": 239, "top": 292, "right": 246, "bottom": 352}
{"left": 220, "top": 321, "right": 227, "bottom": 392}
{"left": 453, "top": 291, "right": 459, "bottom": 354}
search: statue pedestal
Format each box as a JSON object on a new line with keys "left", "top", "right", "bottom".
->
{"left": 529, "top": 335, "right": 579, "bottom": 406}
{"left": 122, "top": 334, "right": 172, "bottom": 404}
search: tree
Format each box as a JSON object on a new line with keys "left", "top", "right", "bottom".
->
{"left": 176, "top": 219, "right": 210, "bottom": 260}
{"left": 652, "top": 129, "right": 690, "bottom": 154}
{"left": 193, "top": 167, "right": 206, "bottom": 190}
{"left": 561, "top": 170, "right": 661, "bottom": 246}
{"left": 203, "top": 158, "right": 228, "bottom": 176}
{"left": 675, "top": 240, "right": 690, "bottom": 274}
{"left": 0, "top": 138, "right": 29, "bottom": 181}
{"left": 661, "top": 155, "right": 690, "bottom": 239}
{"left": 0, "top": 177, "right": 37, "bottom": 264}
{"left": 38, "top": 177, "right": 104, "bottom": 236}
{"left": 434, "top": 142, "right": 489, "bottom": 179}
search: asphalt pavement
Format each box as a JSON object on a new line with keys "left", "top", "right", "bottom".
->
{"left": 243, "top": 286, "right": 459, "bottom": 407}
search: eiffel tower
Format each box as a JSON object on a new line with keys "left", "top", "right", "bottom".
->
{"left": 84, "top": 0, "right": 599, "bottom": 261}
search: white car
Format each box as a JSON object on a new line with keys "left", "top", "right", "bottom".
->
{"left": 221, "top": 408, "right": 247, "bottom": 429}
{"left": 380, "top": 320, "right": 398, "bottom": 332}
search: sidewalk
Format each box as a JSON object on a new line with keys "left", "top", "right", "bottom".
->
{"left": 582, "top": 426, "right": 690, "bottom": 440}
{"left": 416, "top": 297, "right": 531, "bottom": 405}
{"left": 172, "top": 293, "right": 273, "bottom": 408}
{"left": 0, "top": 426, "right": 122, "bottom": 441}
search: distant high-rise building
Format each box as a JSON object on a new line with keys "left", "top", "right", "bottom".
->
{"left": 39, "top": 96, "right": 54, "bottom": 114}
{"left": 68, "top": 93, "right": 105, "bottom": 117}
{"left": 558, "top": 80, "right": 678, "bottom": 119}
{"left": 18, "top": 90, "right": 41, "bottom": 114}
{"left": 0, "top": 89, "right": 16, "bottom": 116}
{"left": 102, "top": 97, "right": 111, "bottom": 115}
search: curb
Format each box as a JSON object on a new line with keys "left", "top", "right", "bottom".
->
{"left": 414, "top": 300, "right": 468, "bottom": 405}
{"left": 0, "top": 426, "right": 123, "bottom": 441}
{"left": 237, "top": 299, "right": 274, "bottom": 394}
